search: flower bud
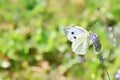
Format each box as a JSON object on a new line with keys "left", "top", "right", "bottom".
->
{"left": 92, "top": 33, "right": 101, "bottom": 52}
{"left": 115, "top": 69, "right": 120, "bottom": 80}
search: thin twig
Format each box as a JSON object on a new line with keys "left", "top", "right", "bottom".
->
{"left": 104, "top": 65, "right": 111, "bottom": 80}
{"left": 99, "top": 55, "right": 111, "bottom": 80}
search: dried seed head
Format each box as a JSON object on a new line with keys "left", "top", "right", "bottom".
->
{"left": 78, "top": 55, "right": 85, "bottom": 64}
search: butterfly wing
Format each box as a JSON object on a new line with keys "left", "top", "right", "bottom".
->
{"left": 64, "top": 26, "right": 87, "bottom": 42}
{"left": 71, "top": 33, "right": 89, "bottom": 55}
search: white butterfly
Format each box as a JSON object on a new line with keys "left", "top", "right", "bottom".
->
{"left": 64, "top": 26, "right": 90, "bottom": 63}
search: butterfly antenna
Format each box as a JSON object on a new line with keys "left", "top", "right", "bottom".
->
{"left": 89, "top": 7, "right": 102, "bottom": 32}
{"left": 89, "top": 21, "right": 99, "bottom": 32}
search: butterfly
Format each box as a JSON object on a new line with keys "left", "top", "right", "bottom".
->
{"left": 64, "top": 26, "right": 90, "bottom": 63}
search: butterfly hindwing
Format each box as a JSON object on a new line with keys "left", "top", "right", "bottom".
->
{"left": 71, "top": 33, "right": 89, "bottom": 55}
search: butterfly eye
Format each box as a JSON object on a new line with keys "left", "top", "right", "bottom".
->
{"left": 74, "top": 36, "right": 76, "bottom": 39}
{"left": 71, "top": 32, "right": 74, "bottom": 34}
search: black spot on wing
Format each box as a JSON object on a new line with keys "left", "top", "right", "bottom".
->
{"left": 74, "top": 36, "right": 76, "bottom": 39}
{"left": 71, "top": 32, "right": 74, "bottom": 34}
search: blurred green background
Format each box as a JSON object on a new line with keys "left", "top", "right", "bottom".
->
{"left": 0, "top": 0, "right": 120, "bottom": 80}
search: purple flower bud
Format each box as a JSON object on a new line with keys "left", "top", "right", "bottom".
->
{"left": 115, "top": 69, "right": 120, "bottom": 80}
{"left": 92, "top": 33, "right": 101, "bottom": 52}
{"left": 92, "top": 33, "right": 99, "bottom": 42}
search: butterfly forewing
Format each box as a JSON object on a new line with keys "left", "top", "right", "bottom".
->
{"left": 64, "top": 26, "right": 87, "bottom": 42}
